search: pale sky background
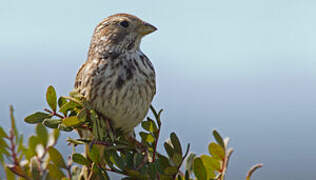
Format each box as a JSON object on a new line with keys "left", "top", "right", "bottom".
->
{"left": 1, "top": 0, "right": 316, "bottom": 179}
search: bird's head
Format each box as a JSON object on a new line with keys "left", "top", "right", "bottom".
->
{"left": 90, "top": 13, "right": 157, "bottom": 53}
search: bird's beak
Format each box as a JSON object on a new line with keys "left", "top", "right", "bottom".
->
{"left": 138, "top": 22, "right": 157, "bottom": 36}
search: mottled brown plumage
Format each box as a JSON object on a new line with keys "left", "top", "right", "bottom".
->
{"left": 74, "top": 13, "right": 157, "bottom": 134}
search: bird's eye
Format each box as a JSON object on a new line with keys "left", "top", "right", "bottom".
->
{"left": 119, "top": 20, "right": 129, "bottom": 28}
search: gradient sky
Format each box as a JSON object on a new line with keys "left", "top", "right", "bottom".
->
{"left": 1, "top": 0, "right": 316, "bottom": 179}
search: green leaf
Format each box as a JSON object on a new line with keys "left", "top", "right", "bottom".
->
{"left": 53, "top": 129, "right": 60, "bottom": 144}
{"left": 61, "top": 96, "right": 83, "bottom": 106}
{"left": 67, "top": 137, "right": 86, "bottom": 146}
{"left": 58, "top": 96, "right": 68, "bottom": 108}
{"left": 30, "top": 157, "right": 41, "bottom": 179}
{"left": 140, "top": 132, "right": 155, "bottom": 144}
{"left": 0, "top": 138, "right": 9, "bottom": 148}
{"left": 157, "top": 154, "right": 170, "bottom": 173}
{"left": 208, "top": 142, "right": 225, "bottom": 160}
{"left": 185, "top": 170, "right": 190, "bottom": 180}
{"left": 203, "top": 155, "right": 221, "bottom": 172}
{"left": 0, "top": 127, "right": 8, "bottom": 138}
{"left": 88, "top": 145, "right": 100, "bottom": 163}
{"left": 58, "top": 124, "right": 73, "bottom": 132}
{"left": 172, "top": 153, "right": 182, "bottom": 166}
{"left": 36, "top": 124, "right": 48, "bottom": 147}
{"left": 17, "top": 134, "right": 24, "bottom": 153}
{"left": 200, "top": 155, "right": 217, "bottom": 178}
{"left": 111, "top": 151, "right": 125, "bottom": 170}
{"left": 124, "top": 152, "right": 134, "bottom": 169}
{"left": 59, "top": 101, "right": 80, "bottom": 114}
{"left": 47, "top": 163, "right": 66, "bottom": 179}
{"left": 0, "top": 144, "right": 10, "bottom": 156}
{"left": 126, "top": 170, "right": 145, "bottom": 179}
{"left": 69, "top": 90, "right": 82, "bottom": 98}
{"left": 213, "top": 130, "right": 225, "bottom": 149}
{"left": 62, "top": 116, "right": 81, "bottom": 127}
{"left": 141, "top": 119, "right": 157, "bottom": 133}
{"left": 193, "top": 157, "right": 207, "bottom": 180}
{"left": 0, "top": 153, "right": 3, "bottom": 163}
{"left": 24, "top": 112, "right": 51, "bottom": 124}
{"left": 77, "top": 109, "right": 88, "bottom": 123}
{"left": 48, "top": 147, "right": 67, "bottom": 169}
{"left": 27, "top": 135, "right": 40, "bottom": 158}
{"left": 9, "top": 106, "right": 18, "bottom": 139}
{"left": 46, "top": 86, "right": 57, "bottom": 112}
{"left": 72, "top": 153, "right": 90, "bottom": 166}
{"left": 164, "top": 142, "right": 174, "bottom": 159}
{"left": 170, "top": 132, "right": 182, "bottom": 155}
{"left": 5, "top": 165, "right": 15, "bottom": 180}
{"left": 164, "top": 166, "right": 178, "bottom": 175}
{"left": 104, "top": 152, "right": 116, "bottom": 171}
{"left": 150, "top": 105, "right": 163, "bottom": 127}
{"left": 43, "top": 118, "right": 62, "bottom": 128}
{"left": 185, "top": 153, "right": 196, "bottom": 173}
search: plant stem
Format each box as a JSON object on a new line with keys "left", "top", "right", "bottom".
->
{"left": 9, "top": 129, "right": 19, "bottom": 166}
{"left": 152, "top": 126, "right": 161, "bottom": 162}
{"left": 44, "top": 108, "right": 65, "bottom": 119}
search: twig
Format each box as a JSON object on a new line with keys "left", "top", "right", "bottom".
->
{"left": 66, "top": 166, "right": 72, "bottom": 179}
{"left": 136, "top": 151, "right": 149, "bottom": 170}
{"left": 174, "top": 144, "right": 190, "bottom": 179}
{"left": 246, "top": 164, "right": 263, "bottom": 180}
{"left": 66, "top": 156, "right": 73, "bottom": 179}
{"left": 44, "top": 108, "right": 65, "bottom": 119}
{"left": 8, "top": 130, "right": 19, "bottom": 166}
{"left": 152, "top": 124, "right": 161, "bottom": 162}
{"left": 218, "top": 148, "right": 234, "bottom": 180}
{"left": 98, "top": 163, "right": 126, "bottom": 176}
{"left": 225, "top": 149, "right": 234, "bottom": 169}
{"left": 7, "top": 128, "right": 31, "bottom": 180}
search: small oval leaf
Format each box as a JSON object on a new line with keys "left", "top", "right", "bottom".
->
{"left": 58, "top": 96, "right": 68, "bottom": 108}
{"left": 43, "top": 118, "right": 62, "bottom": 129}
{"left": 164, "top": 142, "right": 174, "bottom": 158}
{"left": 213, "top": 130, "right": 225, "bottom": 149}
{"left": 62, "top": 116, "right": 80, "bottom": 127}
{"left": 72, "top": 153, "right": 90, "bottom": 166}
{"left": 47, "top": 163, "right": 66, "bottom": 179}
{"left": 200, "top": 155, "right": 218, "bottom": 178}
{"left": 48, "top": 147, "right": 67, "bottom": 168}
{"left": 208, "top": 142, "right": 225, "bottom": 160}
{"left": 0, "top": 127, "right": 8, "bottom": 138}
{"left": 36, "top": 124, "right": 48, "bottom": 147}
{"left": 24, "top": 112, "right": 51, "bottom": 124}
{"left": 46, "top": 86, "right": 57, "bottom": 112}
{"left": 170, "top": 132, "right": 182, "bottom": 155}
{"left": 59, "top": 101, "right": 80, "bottom": 114}
{"left": 164, "top": 166, "right": 178, "bottom": 175}
{"left": 193, "top": 157, "right": 207, "bottom": 180}
{"left": 88, "top": 145, "right": 100, "bottom": 163}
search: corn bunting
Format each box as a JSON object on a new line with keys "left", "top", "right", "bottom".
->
{"left": 74, "top": 13, "right": 157, "bottom": 136}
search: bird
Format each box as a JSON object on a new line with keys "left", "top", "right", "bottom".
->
{"left": 74, "top": 13, "right": 157, "bottom": 137}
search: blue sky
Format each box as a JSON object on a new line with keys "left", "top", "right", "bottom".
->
{"left": 1, "top": 0, "right": 316, "bottom": 179}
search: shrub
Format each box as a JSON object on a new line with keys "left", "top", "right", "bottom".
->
{"left": 0, "top": 86, "right": 262, "bottom": 180}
